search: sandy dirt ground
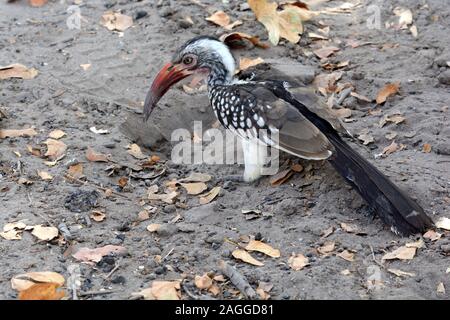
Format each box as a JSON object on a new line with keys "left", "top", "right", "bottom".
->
{"left": 0, "top": 0, "right": 449, "bottom": 300}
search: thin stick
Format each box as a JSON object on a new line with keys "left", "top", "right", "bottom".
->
{"left": 79, "top": 290, "right": 117, "bottom": 297}
{"left": 218, "top": 260, "right": 257, "bottom": 300}
{"left": 64, "top": 174, "right": 130, "bottom": 200}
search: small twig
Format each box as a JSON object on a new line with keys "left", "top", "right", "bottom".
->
{"left": 64, "top": 174, "right": 130, "bottom": 200}
{"left": 162, "top": 247, "right": 174, "bottom": 262}
{"left": 104, "top": 263, "right": 120, "bottom": 280}
{"left": 78, "top": 290, "right": 117, "bottom": 297}
{"left": 369, "top": 245, "right": 384, "bottom": 268}
{"left": 218, "top": 260, "right": 257, "bottom": 300}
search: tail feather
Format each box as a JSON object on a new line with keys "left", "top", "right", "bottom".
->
{"left": 327, "top": 134, "right": 433, "bottom": 236}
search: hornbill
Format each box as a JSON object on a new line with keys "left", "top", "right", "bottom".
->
{"left": 143, "top": 36, "right": 433, "bottom": 236}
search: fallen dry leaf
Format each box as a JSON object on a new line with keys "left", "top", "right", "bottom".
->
{"left": 337, "top": 250, "right": 355, "bottom": 262}
{"left": 133, "top": 281, "right": 180, "bottom": 300}
{"left": 89, "top": 126, "right": 109, "bottom": 135}
{"left": 90, "top": 210, "right": 106, "bottom": 222}
{"left": 37, "top": 171, "right": 53, "bottom": 181}
{"left": 232, "top": 249, "right": 264, "bottom": 266}
{"left": 80, "top": 63, "right": 91, "bottom": 71}
{"left": 435, "top": 217, "right": 450, "bottom": 231}
{"left": 382, "top": 246, "right": 416, "bottom": 261}
{"left": 317, "top": 241, "right": 335, "bottom": 255}
{"left": 199, "top": 186, "right": 220, "bottom": 204}
{"left": 31, "top": 225, "right": 59, "bottom": 241}
{"left": 379, "top": 114, "right": 406, "bottom": 127}
{"left": 100, "top": 11, "right": 133, "bottom": 32}
{"left": 394, "top": 7, "right": 413, "bottom": 28}
{"left": 72, "top": 245, "right": 127, "bottom": 263}
{"left": 206, "top": 11, "right": 241, "bottom": 30}
{"left": 321, "top": 226, "right": 334, "bottom": 238}
{"left": 0, "top": 63, "right": 38, "bottom": 80}
{"left": 11, "top": 271, "right": 65, "bottom": 292}
{"left": 28, "top": 0, "right": 48, "bottom": 7}
{"left": 423, "top": 230, "right": 442, "bottom": 241}
{"left": 406, "top": 239, "right": 425, "bottom": 249}
{"left": 270, "top": 168, "right": 294, "bottom": 186}
{"left": 381, "top": 141, "right": 400, "bottom": 156}
{"left": 248, "top": 0, "right": 316, "bottom": 45}
{"left": 332, "top": 107, "right": 352, "bottom": 119}
{"left": 288, "top": 253, "right": 309, "bottom": 271}
{"left": 180, "top": 182, "right": 207, "bottom": 195}
{"left": 351, "top": 92, "right": 372, "bottom": 102}
{"left": 19, "top": 283, "right": 65, "bottom": 300}
{"left": 48, "top": 129, "right": 65, "bottom": 139}
{"left": 256, "top": 281, "right": 273, "bottom": 300}
{"left": 43, "top": 139, "right": 67, "bottom": 161}
{"left": 358, "top": 130, "right": 374, "bottom": 145}
{"left": 376, "top": 82, "right": 400, "bottom": 104}
{"left": 437, "top": 282, "right": 446, "bottom": 294}
{"left": 220, "top": 32, "right": 269, "bottom": 49}
{"left": 148, "top": 185, "right": 178, "bottom": 204}
{"left": 118, "top": 177, "right": 128, "bottom": 188}
{"left": 147, "top": 223, "right": 161, "bottom": 233}
{"left": 0, "top": 221, "right": 27, "bottom": 240}
{"left": 423, "top": 143, "right": 432, "bottom": 153}
{"left": 0, "top": 127, "right": 37, "bottom": 139}
{"left": 127, "top": 143, "right": 147, "bottom": 160}
{"left": 137, "top": 210, "right": 150, "bottom": 222}
{"left": 239, "top": 57, "right": 265, "bottom": 71}
{"left": 245, "top": 240, "right": 280, "bottom": 258}
{"left": 314, "top": 46, "right": 340, "bottom": 59}
{"left": 67, "top": 163, "right": 83, "bottom": 179}
{"left": 179, "top": 172, "right": 212, "bottom": 183}
{"left": 86, "top": 147, "right": 109, "bottom": 162}
{"left": 194, "top": 273, "right": 213, "bottom": 290}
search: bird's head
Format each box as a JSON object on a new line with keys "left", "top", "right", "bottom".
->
{"left": 143, "top": 36, "right": 236, "bottom": 121}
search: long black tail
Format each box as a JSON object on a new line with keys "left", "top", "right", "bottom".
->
{"left": 273, "top": 82, "right": 434, "bottom": 236}
{"left": 327, "top": 133, "right": 434, "bottom": 236}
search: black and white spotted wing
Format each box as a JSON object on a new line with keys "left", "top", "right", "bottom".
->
{"left": 208, "top": 81, "right": 334, "bottom": 160}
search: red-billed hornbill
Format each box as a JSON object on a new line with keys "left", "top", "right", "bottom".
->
{"left": 143, "top": 36, "right": 433, "bottom": 236}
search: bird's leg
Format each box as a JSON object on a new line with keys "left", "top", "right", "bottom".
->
{"left": 241, "top": 137, "right": 268, "bottom": 183}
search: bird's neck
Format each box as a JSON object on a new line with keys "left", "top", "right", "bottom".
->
{"left": 207, "top": 62, "right": 234, "bottom": 87}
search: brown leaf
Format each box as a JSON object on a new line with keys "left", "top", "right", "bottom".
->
{"left": 208, "top": 284, "right": 221, "bottom": 296}
{"left": 239, "top": 57, "right": 265, "bottom": 71}
{"left": 405, "top": 239, "right": 425, "bottom": 249}
{"left": 147, "top": 223, "right": 161, "bottom": 233}
{"left": 245, "top": 240, "right": 280, "bottom": 258}
{"left": 180, "top": 182, "right": 208, "bottom": 195}
{"left": 337, "top": 250, "right": 355, "bottom": 262}
{"left": 381, "top": 141, "right": 400, "bottom": 156}
{"left": 0, "top": 64, "right": 38, "bottom": 80}
{"left": 19, "top": 283, "right": 65, "bottom": 300}
{"left": 270, "top": 168, "right": 294, "bottom": 186}
{"left": 179, "top": 172, "right": 212, "bottom": 183}
{"left": 118, "top": 177, "right": 128, "bottom": 188}
{"left": 314, "top": 46, "right": 340, "bottom": 59}
{"left": 11, "top": 271, "right": 65, "bottom": 291}
{"left": 199, "top": 186, "right": 220, "bottom": 204}
{"left": 0, "top": 127, "right": 37, "bottom": 139}
{"left": 29, "top": 0, "right": 48, "bottom": 7}
{"left": 86, "top": 147, "right": 109, "bottom": 162}
{"left": 437, "top": 282, "right": 446, "bottom": 295}
{"left": 332, "top": 107, "right": 352, "bottom": 118}
{"left": 288, "top": 253, "right": 309, "bottom": 271}
{"left": 382, "top": 246, "right": 416, "bottom": 261}
{"left": 37, "top": 170, "right": 53, "bottom": 181}
{"left": 132, "top": 281, "right": 180, "bottom": 300}
{"left": 48, "top": 129, "right": 66, "bottom": 139}
{"left": 435, "top": 217, "right": 450, "bottom": 230}
{"left": 67, "top": 163, "right": 83, "bottom": 179}
{"left": 90, "top": 210, "right": 106, "bottom": 222}
{"left": 0, "top": 221, "right": 27, "bottom": 240}
{"left": 423, "top": 230, "right": 442, "bottom": 241}
{"left": 206, "top": 11, "right": 230, "bottom": 27}
{"left": 148, "top": 185, "right": 178, "bottom": 204}
{"left": 350, "top": 92, "right": 372, "bottom": 102}
{"left": 379, "top": 114, "right": 406, "bottom": 127}
{"left": 220, "top": 32, "right": 269, "bottom": 49}
{"left": 321, "top": 226, "right": 334, "bottom": 238}
{"left": 376, "top": 82, "right": 400, "bottom": 104}
{"left": 340, "top": 222, "right": 359, "bottom": 233}
{"left": 43, "top": 139, "right": 67, "bottom": 161}
{"left": 100, "top": 11, "right": 133, "bottom": 32}
{"left": 127, "top": 143, "right": 147, "bottom": 159}
{"left": 194, "top": 273, "right": 213, "bottom": 290}
{"left": 317, "top": 241, "right": 335, "bottom": 255}
{"left": 31, "top": 225, "right": 59, "bottom": 241}
{"left": 137, "top": 210, "right": 150, "bottom": 222}
{"left": 72, "top": 245, "right": 127, "bottom": 263}
{"left": 358, "top": 130, "right": 374, "bottom": 145}
{"left": 248, "top": 0, "right": 316, "bottom": 45}
{"left": 232, "top": 249, "right": 264, "bottom": 266}
{"left": 422, "top": 143, "right": 432, "bottom": 153}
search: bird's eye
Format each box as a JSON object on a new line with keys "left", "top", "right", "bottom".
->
{"left": 183, "top": 55, "right": 194, "bottom": 65}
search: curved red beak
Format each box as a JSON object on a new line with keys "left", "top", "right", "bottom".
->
{"left": 143, "top": 63, "right": 194, "bottom": 121}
